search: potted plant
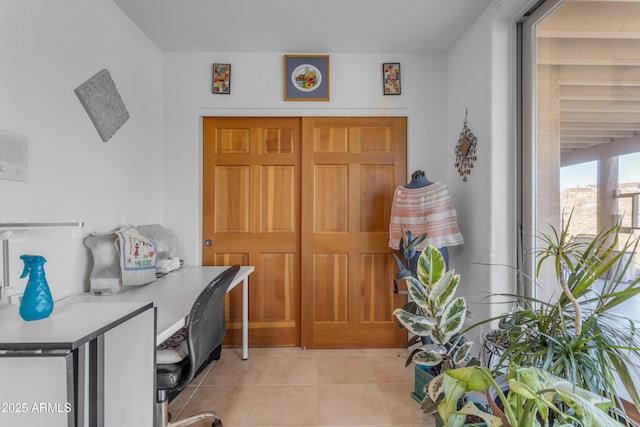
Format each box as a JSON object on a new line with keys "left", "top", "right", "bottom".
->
{"left": 477, "top": 213, "right": 640, "bottom": 423}
{"left": 392, "top": 227, "right": 478, "bottom": 420}
{"left": 434, "top": 364, "right": 625, "bottom": 427}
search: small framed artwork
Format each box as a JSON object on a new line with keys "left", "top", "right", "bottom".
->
{"left": 284, "top": 55, "right": 330, "bottom": 101}
{"left": 383, "top": 63, "right": 401, "bottom": 95}
{"left": 212, "top": 63, "right": 231, "bottom": 94}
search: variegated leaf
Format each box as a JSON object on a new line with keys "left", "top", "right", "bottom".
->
{"left": 427, "top": 373, "right": 444, "bottom": 404}
{"left": 413, "top": 350, "right": 443, "bottom": 367}
{"left": 420, "top": 397, "right": 438, "bottom": 415}
{"left": 445, "top": 413, "right": 468, "bottom": 427}
{"left": 422, "top": 343, "right": 447, "bottom": 355}
{"left": 440, "top": 297, "right": 467, "bottom": 339}
{"left": 455, "top": 401, "right": 502, "bottom": 427}
{"left": 508, "top": 379, "right": 539, "bottom": 400}
{"left": 452, "top": 341, "right": 474, "bottom": 365}
{"left": 416, "top": 246, "right": 446, "bottom": 289}
{"left": 406, "top": 276, "right": 430, "bottom": 312}
{"left": 445, "top": 366, "right": 493, "bottom": 391}
{"left": 392, "top": 308, "right": 436, "bottom": 336}
{"left": 430, "top": 269, "right": 461, "bottom": 308}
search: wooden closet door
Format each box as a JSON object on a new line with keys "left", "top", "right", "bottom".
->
{"left": 203, "top": 117, "right": 301, "bottom": 347}
{"left": 301, "top": 117, "right": 407, "bottom": 348}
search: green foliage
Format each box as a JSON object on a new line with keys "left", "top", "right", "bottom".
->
{"left": 489, "top": 218, "right": 640, "bottom": 415}
{"left": 392, "top": 231, "right": 478, "bottom": 416}
{"left": 393, "top": 245, "right": 473, "bottom": 373}
{"left": 436, "top": 365, "right": 622, "bottom": 427}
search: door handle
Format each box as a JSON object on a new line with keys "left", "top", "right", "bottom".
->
{"left": 204, "top": 239, "right": 213, "bottom": 247}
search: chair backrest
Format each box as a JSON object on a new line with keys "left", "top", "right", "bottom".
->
{"left": 183, "top": 265, "right": 240, "bottom": 387}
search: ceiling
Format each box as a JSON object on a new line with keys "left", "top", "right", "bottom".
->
{"left": 112, "top": 0, "right": 640, "bottom": 164}
{"left": 537, "top": 0, "right": 640, "bottom": 164}
{"left": 111, "top": 0, "right": 493, "bottom": 54}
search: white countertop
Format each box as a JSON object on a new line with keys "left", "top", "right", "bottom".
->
{"left": 0, "top": 300, "right": 152, "bottom": 351}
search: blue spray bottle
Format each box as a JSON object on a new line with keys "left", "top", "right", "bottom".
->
{"left": 19, "top": 255, "right": 54, "bottom": 321}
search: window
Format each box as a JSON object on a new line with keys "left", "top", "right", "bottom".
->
{"left": 520, "top": 0, "right": 640, "bottom": 298}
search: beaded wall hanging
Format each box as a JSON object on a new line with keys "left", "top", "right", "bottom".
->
{"left": 454, "top": 109, "right": 477, "bottom": 182}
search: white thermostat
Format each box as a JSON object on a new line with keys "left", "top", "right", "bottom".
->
{"left": 0, "top": 129, "right": 28, "bottom": 182}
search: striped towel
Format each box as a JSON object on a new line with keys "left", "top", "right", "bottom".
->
{"left": 389, "top": 183, "right": 463, "bottom": 250}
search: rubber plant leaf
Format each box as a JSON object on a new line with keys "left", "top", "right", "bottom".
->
{"left": 422, "top": 343, "right": 448, "bottom": 355}
{"left": 417, "top": 246, "right": 446, "bottom": 290}
{"left": 413, "top": 349, "right": 446, "bottom": 367}
{"left": 392, "top": 308, "right": 436, "bottom": 336}
{"left": 430, "top": 269, "right": 461, "bottom": 308}
{"left": 405, "top": 276, "right": 430, "bottom": 312}
{"left": 452, "top": 341, "right": 474, "bottom": 365}
{"left": 427, "top": 373, "right": 444, "bottom": 404}
{"left": 440, "top": 297, "right": 467, "bottom": 341}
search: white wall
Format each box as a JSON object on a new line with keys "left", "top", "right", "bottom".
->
{"left": 162, "top": 52, "right": 450, "bottom": 264}
{"left": 446, "top": 0, "right": 536, "bottom": 342}
{"left": 0, "top": 0, "right": 537, "bottom": 324}
{"left": 0, "top": 0, "right": 163, "bottom": 299}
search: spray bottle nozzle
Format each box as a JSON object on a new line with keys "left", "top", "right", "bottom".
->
{"left": 20, "top": 255, "right": 47, "bottom": 279}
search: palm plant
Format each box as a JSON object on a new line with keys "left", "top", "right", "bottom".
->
{"left": 487, "top": 213, "right": 640, "bottom": 418}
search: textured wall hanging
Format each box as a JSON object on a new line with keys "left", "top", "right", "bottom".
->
{"left": 454, "top": 109, "right": 477, "bottom": 182}
{"left": 74, "top": 69, "right": 129, "bottom": 142}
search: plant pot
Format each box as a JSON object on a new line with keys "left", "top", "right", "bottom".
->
{"left": 411, "top": 365, "right": 435, "bottom": 403}
{"left": 483, "top": 329, "right": 510, "bottom": 370}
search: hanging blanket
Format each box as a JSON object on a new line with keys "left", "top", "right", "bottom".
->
{"left": 115, "top": 226, "right": 157, "bottom": 286}
{"left": 389, "top": 182, "right": 464, "bottom": 250}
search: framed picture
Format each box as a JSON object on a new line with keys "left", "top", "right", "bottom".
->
{"left": 284, "top": 55, "right": 330, "bottom": 101}
{"left": 383, "top": 63, "right": 401, "bottom": 95}
{"left": 212, "top": 63, "right": 231, "bottom": 94}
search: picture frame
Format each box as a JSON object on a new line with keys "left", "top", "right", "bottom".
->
{"left": 383, "top": 63, "right": 401, "bottom": 95}
{"left": 284, "top": 55, "right": 330, "bottom": 101}
{"left": 212, "top": 63, "right": 231, "bottom": 94}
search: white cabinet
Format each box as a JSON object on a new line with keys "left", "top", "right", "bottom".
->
{"left": 0, "top": 355, "right": 73, "bottom": 427}
{"left": 0, "top": 301, "right": 154, "bottom": 427}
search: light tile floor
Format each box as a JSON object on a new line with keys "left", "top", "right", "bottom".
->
{"left": 168, "top": 347, "right": 436, "bottom": 427}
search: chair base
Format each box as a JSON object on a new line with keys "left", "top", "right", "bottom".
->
{"left": 157, "top": 393, "right": 222, "bottom": 427}
{"left": 167, "top": 345, "right": 222, "bottom": 403}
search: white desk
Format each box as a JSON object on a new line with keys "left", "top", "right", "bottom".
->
{"left": 0, "top": 265, "right": 253, "bottom": 427}
{"left": 76, "top": 265, "right": 254, "bottom": 360}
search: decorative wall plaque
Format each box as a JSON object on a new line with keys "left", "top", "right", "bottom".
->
{"left": 74, "top": 69, "right": 129, "bottom": 142}
{"left": 454, "top": 109, "right": 477, "bottom": 182}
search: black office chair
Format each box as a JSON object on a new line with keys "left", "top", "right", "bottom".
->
{"left": 156, "top": 264, "right": 240, "bottom": 427}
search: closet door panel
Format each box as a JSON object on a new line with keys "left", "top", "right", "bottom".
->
{"left": 314, "top": 165, "right": 349, "bottom": 232}
{"left": 360, "top": 165, "right": 395, "bottom": 232}
{"left": 301, "top": 117, "right": 407, "bottom": 348}
{"left": 313, "top": 253, "right": 349, "bottom": 323}
{"left": 204, "top": 117, "right": 301, "bottom": 347}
